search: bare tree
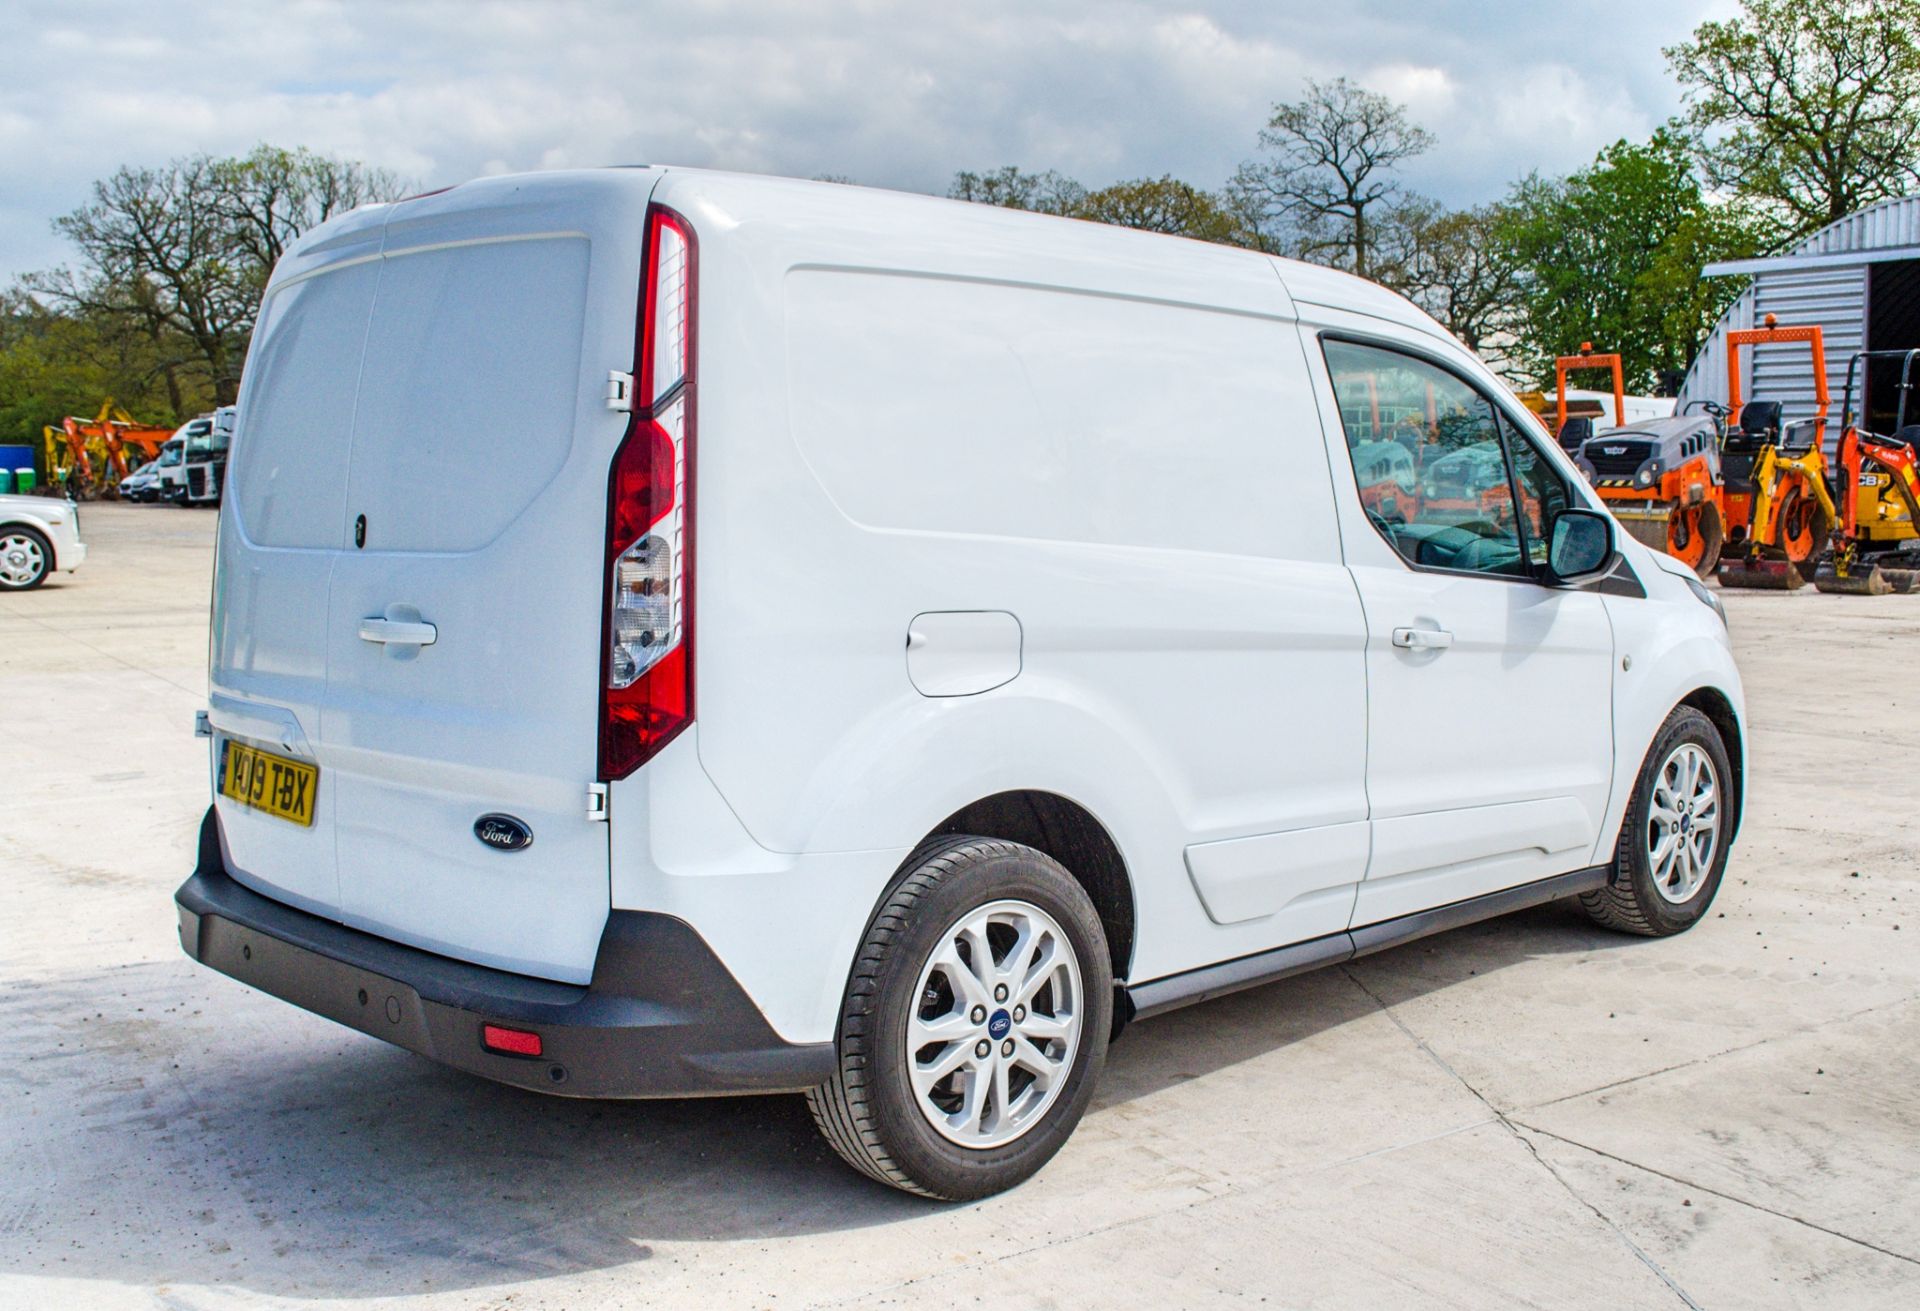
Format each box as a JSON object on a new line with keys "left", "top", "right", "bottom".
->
{"left": 1382, "top": 199, "right": 1526, "bottom": 356}
{"left": 24, "top": 157, "right": 254, "bottom": 403}
{"left": 211, "top": 145, "right": 407, "bottom": 282}
{"left": 21, "top": 147, "right": 406, "bottom": 404}
{"left": 1230, "top": 77, "right": 1434, "bottom": 279}
{"left": 1667, "top": 0, "right": 1920, "bottom": 235}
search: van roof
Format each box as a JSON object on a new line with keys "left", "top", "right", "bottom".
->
{"left": 295, "top": 165, "right": 1452, "bottom": 342}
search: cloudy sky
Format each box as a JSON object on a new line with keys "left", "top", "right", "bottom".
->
{"left": 0, "top": 0, "right": 1733, "bottom": 285}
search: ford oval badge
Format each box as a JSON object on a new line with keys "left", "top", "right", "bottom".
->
{"left": 474, "top": 814, "right": 534, "bottom": 852}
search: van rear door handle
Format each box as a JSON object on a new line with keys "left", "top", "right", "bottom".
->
{"left": 1391, "top": 626, "right": 1453, "bottom": 651}
{"left": 359, "top": 609, "right": 437, "bottom": 646}
{"left": 359, "top": 618, "right": 436, "bottom": 646}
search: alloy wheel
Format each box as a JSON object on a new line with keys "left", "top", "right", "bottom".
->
{"left": 0, "top": 533, "right": 46, "bottom": 587}
{"left": 1647, "top": 742, "right": 1720, "bottom": 904}
{"left": 905, "top": 898, "right": 1084, "bottom": 1149}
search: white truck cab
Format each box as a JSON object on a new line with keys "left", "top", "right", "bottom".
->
{"left": 177, "top": 167, "right": 1745, "bottom": 1199}
{"left": 157, "top": 416, "right": 210, "bottom": 504}
{"left": 181, "top": 406, "right": 235, "bottom": 505}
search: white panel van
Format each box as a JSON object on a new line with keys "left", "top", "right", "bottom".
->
{"left": 177, "top": 167, "right": 1746, "bottom": 1199}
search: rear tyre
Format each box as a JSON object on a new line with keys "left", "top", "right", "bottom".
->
{"left": 0, "top": 526, "right": 52, "bottom": 590}
{"left": 1774, "top": 487, "right": 1829, "bottom": 567}
{"left": 807, "top": 836, "right": 1112, "bottom": 1200}
{"left": 1580, "top": 706, "right": 1733, "bottom": 936}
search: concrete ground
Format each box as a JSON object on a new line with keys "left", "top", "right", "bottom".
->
{"left": 2, "top": 502, "right": 1917, "bottom": 1311}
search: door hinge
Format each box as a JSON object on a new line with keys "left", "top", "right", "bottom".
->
{"left": 194, "top": 709, "right": 212, "bottom": 739}
{"left": 586, "top": 782, "right": 609, "bottom": 822}
{"left": 606, "top": 370, "right": 635, "bottom": 413}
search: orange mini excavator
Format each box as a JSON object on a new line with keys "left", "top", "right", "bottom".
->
{"left": 1816, "top": 348, "right": 1920, "bottom": 594}
{"left": 1715, "top": 317, "right": 1837, "bottom": 590}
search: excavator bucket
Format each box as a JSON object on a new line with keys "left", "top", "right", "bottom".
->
{"left": 1813, "top": 562, "right": 1895, "bottom": 595}
{"left": 1878, "top": 566, "right": 1919, "bottom": 594}
{"left": 1718, "top": 556, "right": 1807, "bottom": 590}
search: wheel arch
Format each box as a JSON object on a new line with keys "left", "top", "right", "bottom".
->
{"left": 1677, "top": 685, "right": 1745, "bottom": 841}
{"left": 918, "top": 789, "right": 1136, "bottom": 985}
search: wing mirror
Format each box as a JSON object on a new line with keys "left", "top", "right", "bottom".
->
{"left": 1545, "top": 508, "right": 1617, "bottom": 587}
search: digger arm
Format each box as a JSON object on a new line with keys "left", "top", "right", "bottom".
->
{"left": 1748, "top": 445, "right": 1838, "bottom": 547}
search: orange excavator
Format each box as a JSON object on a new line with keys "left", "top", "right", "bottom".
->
{"left": 1559, "top": 344, "right": 1726, "bottom": 577}
{"left": 40, "top": 400, "right": 177, "bottom": 499}
{"left": 1715, "top": 316, "right": 1836, "bottom": 589}
{"left": 1815, "top": 348, "right": 1920, "bottom": 595}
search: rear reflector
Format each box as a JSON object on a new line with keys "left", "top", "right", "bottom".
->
{"left": 481, "top": 1024, "right": 543, "bottom": 1058}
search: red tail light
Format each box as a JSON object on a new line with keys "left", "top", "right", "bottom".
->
{"left": 601, "top": 205, "right": 695, "bottom": 779}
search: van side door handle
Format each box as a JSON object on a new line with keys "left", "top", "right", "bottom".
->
{"left": 1391, "top": 626, "right": 1453, "bottom": 651}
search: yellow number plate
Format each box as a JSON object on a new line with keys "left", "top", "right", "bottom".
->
{"left": 220, "top": 740, "right": 318, "bottom": 827}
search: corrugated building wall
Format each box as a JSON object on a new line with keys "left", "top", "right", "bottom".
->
{"left": 1678, "top": 196, "right": 1920, "bottom": 457}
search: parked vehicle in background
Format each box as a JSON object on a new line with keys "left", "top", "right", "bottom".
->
{"left": 157, "top": 416, "right": 212, "bottom": 504}
{"left": 119, "top": 461, "right": 159, "bottom": 502}
{"left": 1559, "top": 346, "right": 1727, "bottom": 579}
{"left": 181, "top": 407, "right": 235, "bottom": 506}
{"left": 1517, "top": 386, "right": 1673, "bottom": 440}
{"left": 0, "top": 491, "right": 86, "bottom": 589}
{"left": 121, "top": 439, "right": 184, "bottom": 503}
{"left": 175, "top": 167, "right": 1748, "bottom": 1200}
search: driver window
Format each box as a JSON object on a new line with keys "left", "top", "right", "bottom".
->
{"left": 1322, "top": 339, "right": 1527, "bottom": 578}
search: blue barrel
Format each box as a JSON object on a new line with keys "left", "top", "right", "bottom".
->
{"left": 0, "top": 444, "right": 32, "bottom": 491}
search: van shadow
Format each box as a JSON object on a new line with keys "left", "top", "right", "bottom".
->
{"left": 5, "top": 901, "right": 1625, "bottom": 1300}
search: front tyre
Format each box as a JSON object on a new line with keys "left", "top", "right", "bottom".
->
{"left": 1580, "top": 706, "right": 1734, "bottom": 936}
{"left": 0, "top": 527, "right": 52, "bottom": 590}
{"left": 807, "top": 836, "right": 1112, "bottom": 1199}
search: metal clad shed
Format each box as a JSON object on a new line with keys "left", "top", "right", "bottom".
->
{"left": 1679, "top": 195, "right": 1920, "bottom": 455}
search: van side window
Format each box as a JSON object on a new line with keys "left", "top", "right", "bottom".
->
{"left": 1321, "top": 339, "right": 1527, "bottom": 578}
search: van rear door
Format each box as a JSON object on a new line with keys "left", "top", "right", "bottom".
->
{"left": 215, "top": 172, "right": 657, "bottom": 984}
{"left": 211, "top": 219, "right": 384, "bottom": 919}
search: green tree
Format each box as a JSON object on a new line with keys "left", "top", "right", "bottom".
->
{"left": 1667, "top": 0, "right": 1920, "bottom": 236}
{"left": 949, "top": 168, "right": 1253, "bottom": 247}
{"left": 0, "top": 294, "right": 208, "bottom": 447}
{"left": 947, "top": 167, "right": 1086, "bottom": 216}
{"left": 1075, "top": 176, "right": 1247, "bottom": 244}
{"left": 1500, "top": 131, "right": 1769, "bottom": 391}
{"left": 1229, "top": 77, "right": 1434, "bottom": 277}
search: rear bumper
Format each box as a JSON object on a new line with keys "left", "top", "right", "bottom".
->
{"left": 175, "top": 808, "right": 835, "bottom": 1098}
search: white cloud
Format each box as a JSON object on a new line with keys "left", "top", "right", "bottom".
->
{"left": 0, "top": 0, "right": 1721, "bottom": 283}
{"left": 1365, "top": 64, "right": 1458, "bottom": 116}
